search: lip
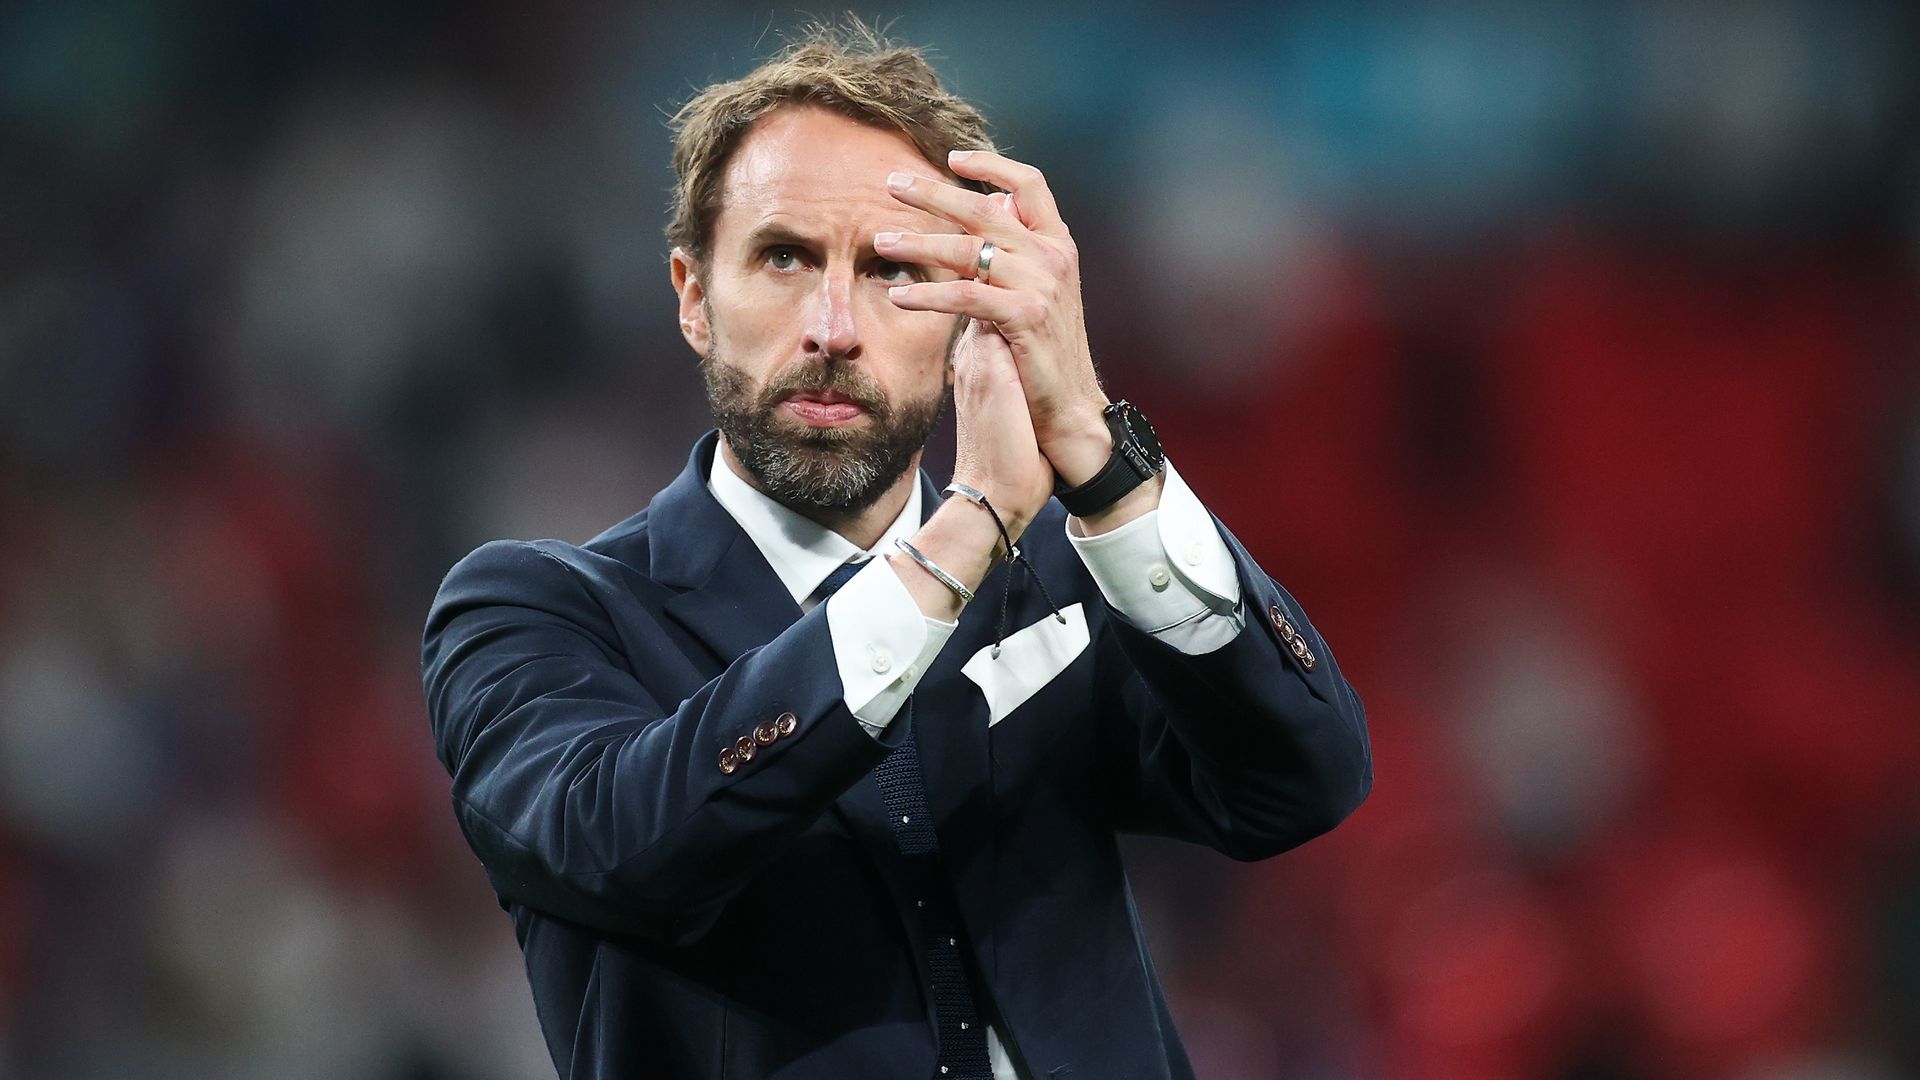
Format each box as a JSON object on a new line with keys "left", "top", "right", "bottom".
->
{"left": 786, "top": 389, "right": 860, "bottom": 406}
{"left": 782, "top": 395, "right": 867, "bottom": 426}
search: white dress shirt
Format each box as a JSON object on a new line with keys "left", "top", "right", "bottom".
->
{"left": 706, "top": 449, "right": 1244, "bottom": 1079}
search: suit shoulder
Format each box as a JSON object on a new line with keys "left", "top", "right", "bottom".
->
{"left": 583, "top": 506, "right": 652, "bottom": 554}
{"left": 449, "top": 528, "right": 660, "bottom": 586}
{"left": 428, "top": 538, "right": 597, "bottom": 621}
{"left": 423, "top": 535, "right": 660, "bottom": 666}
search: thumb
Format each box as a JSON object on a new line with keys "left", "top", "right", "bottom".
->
{"left": 955, "top": 317, "right": 1014, "bottom": 369}
{"left": 973, "top": 321, "right": 1015, "bottom": 366}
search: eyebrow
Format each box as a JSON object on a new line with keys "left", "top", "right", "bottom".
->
{"left": 739, "top": 221, "right": 923, "bottom": 257}
{"left": 739, "top": 222, "right": 819, "bottom": 255}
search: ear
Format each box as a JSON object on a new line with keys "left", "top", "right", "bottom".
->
{"left": 669, "top": 246, "right": 711, "bottom": 356}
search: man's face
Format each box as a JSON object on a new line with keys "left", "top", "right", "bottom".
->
{"left": 671, "top": 105, "right": 966, "bottom": 515}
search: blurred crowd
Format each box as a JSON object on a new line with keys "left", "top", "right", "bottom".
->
{"left": 3, "top": 2, "right": 1918, "bottom": 1078}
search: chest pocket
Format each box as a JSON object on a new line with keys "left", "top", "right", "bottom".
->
{"left": 960, "top": 603, "right": 1090, "bottom": 727}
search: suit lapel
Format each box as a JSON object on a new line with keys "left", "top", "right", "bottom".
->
{"left": 648, "top": 433, "right": 803, "bottom": 666}
{"left": 660, "top": 536, "right": 802, "bottom": 667}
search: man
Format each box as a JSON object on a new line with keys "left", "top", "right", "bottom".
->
{"left": 422, "top": 24, "right": 1370, "bottom": 1080}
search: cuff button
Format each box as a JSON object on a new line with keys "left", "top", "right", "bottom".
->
{"left": 718, "top": 748, "right": 741, "bottom": 774}
{"left": 754, "top": 720, "right": 780, "bottom": 745}
{"left": 775, "top": 711, "right": 798, "bottom": 737}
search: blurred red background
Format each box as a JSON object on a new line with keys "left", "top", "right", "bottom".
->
{"left": 3, "top": 3, "right": 1917, "bottom": 1078}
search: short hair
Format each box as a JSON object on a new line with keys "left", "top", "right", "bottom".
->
{"left": 665, "top": 19, "right": 997, "bottom": 262}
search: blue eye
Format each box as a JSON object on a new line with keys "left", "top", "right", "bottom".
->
{"left": 768, "top": 247, "right": 799, "bottom": 271}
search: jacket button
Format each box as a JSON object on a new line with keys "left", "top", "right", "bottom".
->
{"left": 718, "top": 748, "right": 740, "bottom": 774}
{"left": 1269, "top": 605, "right": 1297, "bottom": 643}
{"left": 735, "top": 736, "right": 757, "bottom": 761}
{"left": 1291, "top": 637, "right": 1318, "bottom": 670}
{"left": 753, "top": 720, "right": 779, "bottom": 745}
{"left": 775, "top": 711, "right": 798, "bottom": 737}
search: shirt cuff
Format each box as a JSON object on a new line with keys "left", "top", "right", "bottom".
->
{"left": 826, "top": 558, "right": 956, "bottom": 737}
{"left": 1065, "top": 457, "right": 1244, "bottom": 654}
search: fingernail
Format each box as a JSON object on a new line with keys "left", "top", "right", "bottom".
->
{"left": 949, "top": 149, "right": 975, "bottom": 162}
{"left": 875, "top": 231, "right": 901, "bottom": 246}
{"left": 886, "top": 172, "right": 912, "bottom": 192}
{"left": 889, "top": 285, "right": 907, "bottom": 298}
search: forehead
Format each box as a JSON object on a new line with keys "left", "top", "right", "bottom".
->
{"left": 711, "top": 105, "right": 955, "bottom": 248}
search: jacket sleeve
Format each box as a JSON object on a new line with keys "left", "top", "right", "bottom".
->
{"left": 1093, "top": 517, "right": 1371, "bottom": 861}
{"left": 421, "top": 539, "right": 897, "bottom": 945}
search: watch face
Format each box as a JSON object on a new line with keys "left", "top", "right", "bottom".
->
{"left": 1116, "top": 401, "right": 1164, "bottom": 466}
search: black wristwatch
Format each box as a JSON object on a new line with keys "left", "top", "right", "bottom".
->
{"left": 1054, "top": 400, "right": 1166, "bottom": 517}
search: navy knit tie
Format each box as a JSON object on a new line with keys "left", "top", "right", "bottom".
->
{"left": 814, "top": 559, "right": 865, "bottom": 602}
{"left": 815, "top": 560, "right": 995, "bottom": 1080}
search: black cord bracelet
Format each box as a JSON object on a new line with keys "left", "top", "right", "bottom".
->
{"left": 943, "top": 483, "right": 1069, "bottom": 658}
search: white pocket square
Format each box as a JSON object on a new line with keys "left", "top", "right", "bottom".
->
{"left": 961, "top": 603, "right": 1090, "bottom": 727}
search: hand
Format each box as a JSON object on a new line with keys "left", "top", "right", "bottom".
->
{"left": 949, "top": 320, "right": 1054, "bottom": 544}
{"left": 880, "top": 152, "right": 1113, "bottom": 486}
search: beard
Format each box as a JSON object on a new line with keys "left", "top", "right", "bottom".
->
{"left": 702, "top": 348, "right": 949, "bottom": 517}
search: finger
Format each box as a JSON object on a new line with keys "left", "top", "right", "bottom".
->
{"left": 888, "top": 279, "right": 1025, "bottom": 323}
{"left": 946, "top": 150, "right": 1065, "bottom": 236}
{"left": 886, "top": 172, "right": 1025, "bottom": 242}
{"left": 875, "top": 231, "right": 1005, "bottom": 281}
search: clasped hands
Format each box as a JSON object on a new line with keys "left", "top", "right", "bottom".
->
{"left": 879, "top": 150, "right": 1114, "bottom": 547}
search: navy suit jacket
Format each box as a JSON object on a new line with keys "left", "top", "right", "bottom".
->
{"left": 422, "top": 431, "right": 1371, "bottom": 1079}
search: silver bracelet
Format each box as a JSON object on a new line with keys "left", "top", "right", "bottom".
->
{"left": 942, "top": 482, "right": 1019, "bottom": 561}
{"left": 893, "top": 538, "right": 974, "bottom": 604}
{"left": 944, "top": 481, "right": 988, "bottom": 504}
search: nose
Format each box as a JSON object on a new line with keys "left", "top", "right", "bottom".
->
{"left": 801, "top": 267, "right": 863, "bottom": 363}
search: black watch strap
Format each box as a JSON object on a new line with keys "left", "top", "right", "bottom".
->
{"left": 1055, "top": 402, "right": 1165, "bottom": 517}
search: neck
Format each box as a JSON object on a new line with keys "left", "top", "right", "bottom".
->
{"left": 718, "top": 436, "right": 920, "bottom": 551}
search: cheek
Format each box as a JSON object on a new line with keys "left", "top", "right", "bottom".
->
{"left": 709, "top": 294, "right": 789, "bottom": 361}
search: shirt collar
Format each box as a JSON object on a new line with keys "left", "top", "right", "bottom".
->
{"left": 706, "top": 441, "right": 923, "bottom": 605}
